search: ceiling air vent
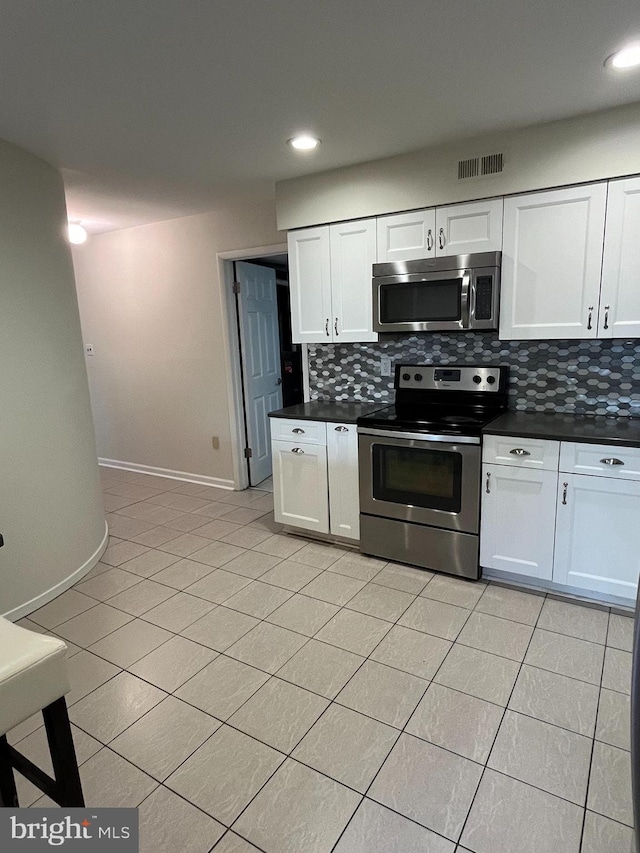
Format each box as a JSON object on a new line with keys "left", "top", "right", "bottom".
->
{"left": 457, "top": 152, "right": 504, "bottom": 180}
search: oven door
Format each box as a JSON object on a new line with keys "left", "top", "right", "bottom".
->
{"left": 358, "top": 429, "right": 481, "bottom": 533}
{"left": 373, "top": 270, "right": 470, "bottom": 333}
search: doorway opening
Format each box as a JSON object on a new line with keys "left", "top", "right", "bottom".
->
{"left": 232, "top": 254, "right": 304, "bottom": 488}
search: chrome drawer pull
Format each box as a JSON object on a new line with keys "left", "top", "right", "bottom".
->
{"left": 509, "top": 448, "right": 531, "bottom": 456}
{"left": 485, "top": 472, "right": 491, "bottom": 494}
{"left": 600, "top": 457, "right": 624, "bottom": 466}
{"left": 291, "top": 447, "right": 304, "bottom": 454}
{"left": 291, "top": 428, "right": 305, "bottom": 434}
{"left": 335, "top": 426, "right": 348, "bottom": 432}
{"left": 562, "top": 482, "right": 568, "bottom": 505}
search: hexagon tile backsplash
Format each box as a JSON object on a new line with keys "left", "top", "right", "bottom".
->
{"left": 307, "top": 333, "right": 640, "bottom": 417}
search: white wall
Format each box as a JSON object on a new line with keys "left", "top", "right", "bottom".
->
{"left": 0, "top": 139, "right": 106, "bottom": 620}
{"left": 72, "top": 202, "right": 282, "bottom": 486}
{"left": 276, "top": 102, "right": 640, "bottom": 229}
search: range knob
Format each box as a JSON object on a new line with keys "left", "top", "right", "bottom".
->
{"left": 473, "top": 375, "right": 482, "bottom": 384}
{"left": 402, "top": 373, "right": 411, "bottom": 381}
{"left": 487, "top": 376, "right": 496, "bottom": 385}
{"left": 414, "top": 373, "right": 423, "bottom": 381}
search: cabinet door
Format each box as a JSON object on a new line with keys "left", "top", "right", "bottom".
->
{"left": 554, "top": 474, "right": 640, "bottom": 601}
{"left": 435, "top": 198, "right": 503, "bottom": 256}
{"left": 376, "top": 209, "right": 436, "bottom": 263}
{"left": 327, "top": 423, "right": 359, "bottom": 540}
{"left": 500, "top": 184, "right": 607, "bottom": 340}
{"left": 272, "top": 439, "right": 329, "bottom": 533}
{"left": 288, "top": 227, "right": 332, "bottom": 343}
{"left": 330, "top": 219, "right": 378, "bottom": 343}
{"left": 599, "top": 176, "right": 640, "bottom": 338}
{"left": 480, "top": 464, "right": 557, "bottom": 580}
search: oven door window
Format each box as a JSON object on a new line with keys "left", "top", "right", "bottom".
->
{"left": 372, "top": 444, "right": 462, "bottom": 512}
{"left": 379, "top": 279, "right": 462, "bottom": 323}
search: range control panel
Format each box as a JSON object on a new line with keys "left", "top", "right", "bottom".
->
{"left": 395, "top": 365, "right": 505, "bottom": 393}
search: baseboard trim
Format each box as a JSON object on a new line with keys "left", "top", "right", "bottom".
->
{"left": 3, "top": 521, "right": 109, "bottom": 622}
{"left": 98, "top": 458, "right": 235, "bottom": 491}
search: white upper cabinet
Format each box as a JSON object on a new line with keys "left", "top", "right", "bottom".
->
{"left": 288, "top": 221, "right": 377, "bottom": 343}
{"left": 599, "top": 176, "right": 640, "bottom": 338}
{"left": 288, "top": 227, "right": 332, "bottom": 343}
{"left": 329, "top": 219, "right": 378, "bottom": 343}
{"left": 500, "top": 184, "right": 608, "bottom": 340}
{"left": 376, "top": 209, "right": 436, "bottom": 262}
{"left": 435, "top": 198, "right": 503, "bottom": 256}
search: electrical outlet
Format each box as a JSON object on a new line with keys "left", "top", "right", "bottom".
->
{"left": 84, "top": 344, "right": 94, "bottom": 356}
{"left": 380, "top": 356, "right": 392, "bottom": 377}
{"left": 212, "top": 436, "right": 220, "bottom": 450}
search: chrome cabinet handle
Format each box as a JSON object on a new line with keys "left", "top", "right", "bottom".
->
{"left": 587, "top": 306, "right": 593, "bottom": 330}
{"left": 325, "top": 318, "right": 330, "bottom": 337}
{"left": 426, "top": 229, "right": 434, "bottom": 251}
{"left": 509, "top": 448, "right": 531, "bottom": 456}
{"left": 335, "top": 426, "right": 348, "bottom": 432}
{"left": 562, "top": 482, "right": 568, "bottom": 505}
{"left": 438, "top": 228, "right": 446, "bottom": 250}
{"left": 291, "top": 447, "right": 304, "bottom": 454}
{"left": 600, "top": 457, "right": 624, "bottom": 466}
{"left": 604, "top": 305, "right": 610, "bottom": 330}
{"left": 334, "top": 317, "right": 339, "bottom": 336}
{"left": 291, "top": 428, "right": 305, "bottom": 434}
{"left": 485, "top": 472, "right": 491, "bottom": 494}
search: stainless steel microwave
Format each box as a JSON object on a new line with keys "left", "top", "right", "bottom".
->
{"left": 373, "top": 251, "right": 501, "bottom": 333}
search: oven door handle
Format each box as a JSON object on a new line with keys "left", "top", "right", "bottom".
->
{"left": 460, "top": 270, "right": 471, "bottom": 328}
{"left": 357, "top": 427, "right": 480, "bottom": 445}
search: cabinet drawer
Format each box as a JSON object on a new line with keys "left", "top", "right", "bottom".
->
{"left": 269, "top": 418, "right": 326, "bottom": 445}
{"left": 559, "top": 442, "right": 640, "bottom": 480}
{"left": 482, "top": 435, "right": 559, "bottom": 470}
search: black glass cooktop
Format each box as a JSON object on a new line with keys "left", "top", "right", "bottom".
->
{"left": 357, "top": 404, "right": 505, "bottom": 436}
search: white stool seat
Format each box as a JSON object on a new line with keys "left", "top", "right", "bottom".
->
{"left": 0, "top": 618, "right": 70, "bottom": 736}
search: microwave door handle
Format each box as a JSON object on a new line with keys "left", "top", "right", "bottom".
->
{"left": 460, "top": 271, "right": 471, "bottom": 328}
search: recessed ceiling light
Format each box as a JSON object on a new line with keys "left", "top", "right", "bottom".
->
{"left": 67, "top": 222, "right": 88, "bottom": 245}
{"left": 287, "top": 135, "right": 321, "bottom": 151}
{"left": 605, "top": 42, "right": 640, "bottom": 70}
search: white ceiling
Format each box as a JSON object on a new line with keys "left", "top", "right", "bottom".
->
{"left": 1, "top": 0, "right": 639, "bottom": 233}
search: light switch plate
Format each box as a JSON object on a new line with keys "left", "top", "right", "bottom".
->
{"left": 380, "top": 356, "right": 392, "bottom": 376}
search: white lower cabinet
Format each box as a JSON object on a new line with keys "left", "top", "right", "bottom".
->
{"left": 272, "top": 439, "right": 329, "bottom": 533}
{"left": 481, "top": 435, "right": 640, "bottom": 602}
{"left": 327, "top": 423, "right": 360, "bottom": 539}
{"left": 271, "top": 419, "right": 359, "bottom": 540}
{"left": 480, "top": 464, "right": 557, "bottom": 580}
{"left": 554, "top": 474, "right": 640, "bottom": 600}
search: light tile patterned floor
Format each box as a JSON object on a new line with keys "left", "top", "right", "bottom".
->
{"left": 8, "top": 466, "right": 636, "bottom": 853}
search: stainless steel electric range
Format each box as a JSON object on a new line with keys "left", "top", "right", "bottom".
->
{"left": 357, "top": 364, "right": 508, "bottom": 579}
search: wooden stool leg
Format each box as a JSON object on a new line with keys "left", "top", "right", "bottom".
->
{"left": 42, "top": 697, "right": 85, "bottom": 807}
{"left": 0, "top": 734, "right": 19, "bottom": 807}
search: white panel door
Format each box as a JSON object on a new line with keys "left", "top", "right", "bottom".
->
{"left": 435, "top": 198, "right": 503, "bottom": 256}
{"left": 500, "top": 184, "right": 607, "bottom": 340}
{"left": 599, "top": 176, "right": 640, "bottom": 338}
{"left": 236, "top": 262, "right": 282, "bottom": 486}
{"left": 376, "top": 209, "right": 436, "bottom": 262}
{"left": 480, "top": 463, "right": 557, "bottom": 580}
{"left": 327, "top": 422, "right": 360, "bottom": 539}
{"left": 330, "top": 219, "right": 378, "bottom": 343}
{"left": 288, "top": 227, "right": 332, "bottom": 343}
{"left": 554, "top": 474, "right": 640, "bottom": 601}
{"left": 272, "top": 439, "right": 329, "bottom": 533}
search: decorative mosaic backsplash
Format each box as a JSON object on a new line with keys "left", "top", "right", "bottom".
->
{"left": 307, "top": 333, "right": 640, "bottom": 417}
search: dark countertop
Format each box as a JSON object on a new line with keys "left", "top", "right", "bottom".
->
{"left": 484, "top": 411, "right": 640, "bottom": 448}
{"left": 268, "top": 400, "right": 387, "bottom": 424}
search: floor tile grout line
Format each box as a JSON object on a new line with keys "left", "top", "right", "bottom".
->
{"left": 454, "top": 603, "right": 543, "bottom": 847}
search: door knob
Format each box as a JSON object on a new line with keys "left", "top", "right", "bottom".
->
{"left": 276, "top": 378, "right": 282, "bottom": 385}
